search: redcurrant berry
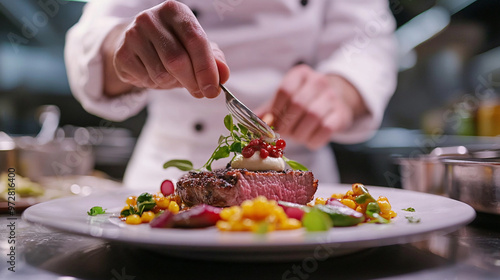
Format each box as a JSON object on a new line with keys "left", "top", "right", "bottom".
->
{"left": 242, "top": 146, "right": 255, "bottom": 158}
{"left": 259, "top": 148, "right": 269, "bottom": 159}
{"left": 276, "top": 139, "right": 286, "bottom": 149}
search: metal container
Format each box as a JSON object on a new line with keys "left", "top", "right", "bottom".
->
{"left": 0, "top": 132, "right": 16, "bottom": 173}
{"left": 396, "top": 146, "right": 469, "bottom": 195}
{"left": 14, "top": 136, "right": 94, "bottom": 182}
{"left": 443, "top": 157, "right": 500, "bottom": 215}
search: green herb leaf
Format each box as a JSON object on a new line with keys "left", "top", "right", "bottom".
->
{"left": 402, "top": 207, "right": 416, "bottom": 212}
{"left": 365, "top": 202, "right": 389, "bottom": 224}
{"left": 136, "top": 192, "right": 156, "bottom": 215}
{"left": 120, "top": 206, "right": 136, "bottom": 217}
{"left": 224, "top": 114, "right": 233, "bottom": 131}
{"left": 354, "top": 193, "right": 375, "bottom": 204}
{"left": 87, "top": 206, "right": 106, "bottom": 216}
{"left": 230, "top": 142, "right": 243, "bottom": 153}
{"left": 213, "top": 145, "right": 230, "bottom": 160}
{"left": 302, "top": 208, "right": 333, "bottom": 231}
{"left": 218, "top": 135, "right": 226, "bottom": 145}
{"left": 283, "top": 157, "right": 309, "bottom": 171}
{"left": 237, "top": 124, "right": 248, "bottom": 135}
{"left": 163, "top": 159, "right": 194, "bottom": 171}
{"left": 405, "top": 216, "right": 421, "bottom": 223}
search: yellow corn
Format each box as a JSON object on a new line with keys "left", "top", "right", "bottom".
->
{"left": 125, "top": 214, "right": 142, "bottom": 225}
{"left": 168, "top": 201, "right": 180, "bottom": 214}
{"left": 156, "top": 197, "right": 171, "bottom": 209}
{"left": 125, "top": 196, "right": 137, "bottom": 206}
{"left": 341, "top": 198, "right": 357, "bottom": 209}
{"left": 141, "top": 211, "right": 155, "bottom": 223}
{"left": 315, "top": 197, "right": 327, "bottom": 205}
{"left": 352, "top": 183, "right": 365, "bottom": 196}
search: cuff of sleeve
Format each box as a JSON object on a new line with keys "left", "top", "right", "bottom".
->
{"left": 65, "top": 16, "right": 148, "bottom": 122}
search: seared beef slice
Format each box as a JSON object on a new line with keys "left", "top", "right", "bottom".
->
{"left": 176, "top": 168, "right": 318, "bottom": 207}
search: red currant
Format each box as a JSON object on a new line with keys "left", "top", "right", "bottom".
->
{"left": 276, "top": 139, "right": 286, "bottom": 149}
{"left": 249, "top": 139, "right": 260, "bottom": 147}
{"left": 259, "top": 148, "right": 269, "bottom": 159}
{"left": 242, "top": 146, "right": 255, "bottom": 158}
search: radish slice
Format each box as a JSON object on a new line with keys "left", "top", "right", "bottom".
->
{"left": 160, "top": 179, "right": 175, "bottom": 196}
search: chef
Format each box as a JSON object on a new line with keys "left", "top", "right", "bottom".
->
{"left": 65, "top": 0, "right": 397, "bottom": 189}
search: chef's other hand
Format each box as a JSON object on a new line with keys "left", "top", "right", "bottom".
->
{"left": 261, "top": 65, "right": 368, "bottom": 150}
{"left": 102, "top": 1, "right": 230, "bottom": 98}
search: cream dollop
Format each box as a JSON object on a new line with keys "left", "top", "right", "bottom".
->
{"left": 231, "top": 152, "right": 285, "bottom": 171}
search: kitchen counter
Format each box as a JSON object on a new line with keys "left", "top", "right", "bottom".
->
{"left": 0, "top": 213, "right": 499, "bottom": 280}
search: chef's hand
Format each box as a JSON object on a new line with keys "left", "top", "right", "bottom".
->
{"left": 260, "top": 65, "right": 368, "bottom": 150}
{"left": 102, "top": 1, "right": 230, "bottom": 98}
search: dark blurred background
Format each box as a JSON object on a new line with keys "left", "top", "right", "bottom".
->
{"left": 1, "top": 0, "right": 500, "bottom": 184}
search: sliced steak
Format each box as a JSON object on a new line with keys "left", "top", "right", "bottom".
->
{"left": 176, "top": 168, "right": 318, "bottom": 207}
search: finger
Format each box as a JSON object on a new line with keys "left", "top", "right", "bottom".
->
{"left": 278, "top": 71, "right": 325, "bottom": 135}
{"left": 114, "top": 44, "right": 154, "bottom": 88}
{"left": 307, "top": 113, "right": 339, "bottom": 150}
{"left": 291, "top": 93, "right": 333, "bottom": 144}
{"left": 159, "top": 2, "right": 220, "bottom": 98}
{"left": 272, "top": 65, "right": 309, "bottom": 119}
{"left": 211, "top": 43, "right": 230, "bottom": 84}
{"left": 135, "top": 39, "right": 179, "bottom": 88}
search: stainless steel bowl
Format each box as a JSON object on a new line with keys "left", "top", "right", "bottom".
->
{"left": 443, "top": 158, "right": 500, "bottom": 215}
{"left": 396, "top": 146, "right": 469, "bottom": 195}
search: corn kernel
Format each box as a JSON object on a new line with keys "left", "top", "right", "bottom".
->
{"left": 341, "top": 198, "right": 357, "bottom": 209}
{"left": 315, "top": 197, "right": 327, "bottom": 205}
{"left": 352, "top": 183, "right": 365, "bottom": 195}
{"left": 125, "top": 196, "right": 137, "bottom": 206}
{"left": 389, "top": 210, "right": 397, "bottom": 218}
{"left": 168, "top": 201, "right": 180, "bottom": 214}
{"left": 377, "top": 200, "right": 391, "bottom": 214}
{"left": 141, "top": 211, "right": 155, "bottom": 223}
{"left": 345, "top": 190, "right": 354, "bottom": 199}
{"left": 330, "top": 193, "right": 344, "bottom": 199}
{"left": 216, "top": 221, "right": 231, "bottom": 231}
{"left": 280, "top": 218, "right": 302, "bottom": 230}
{"left": 378, "top": 196, "right": 389, "bottom": 202}
{"left": 156, "top": 197, "right": 171, "bottom": 209}
{"left": 125, "top": 214, "right": 142, "bottom": 225}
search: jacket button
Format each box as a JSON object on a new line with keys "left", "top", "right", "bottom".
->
{"left": 194, "top": 122, "right": 204, "bottom": 132}
{"left": 300, "top": 0, "right": 308, "bottom": 7}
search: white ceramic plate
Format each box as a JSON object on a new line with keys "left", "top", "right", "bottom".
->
{"left": 22, "top": 184, "right": 476, "bottom": 261}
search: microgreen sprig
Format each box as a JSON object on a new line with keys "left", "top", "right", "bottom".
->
{"left": 163, "top": 114, "right": 308, "bottom": 172}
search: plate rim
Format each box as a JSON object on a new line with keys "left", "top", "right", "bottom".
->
{"left": 22, "top": 184, "right": 476, "bottom": 252}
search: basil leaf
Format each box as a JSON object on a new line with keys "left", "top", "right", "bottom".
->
{"left": 402, "top": 207, "right": 416, "bottom": 212}
{"left": 230, "top": 142, "right": 243, "bottom": 153}
{"left": 87, "top": 206, "right": 106, "bottom": 216}
{"left": 163, "top": 159, "right": 193, "bottom": 171}
{"left": 283, "top": 157, "right": 308, "bottom": 171}
{"left": 213, "top": 145, "right": 230, "bottom": 160}
{"left": 224, "top": 114, "right": 233, "bottom": 131}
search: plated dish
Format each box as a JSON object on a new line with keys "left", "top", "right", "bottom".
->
{"left": 22, "top": 184, "right": 476, "bottom": 261}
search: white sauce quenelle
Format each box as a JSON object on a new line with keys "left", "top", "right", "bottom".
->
{"left": 231, "top": 152, "right": 285, "bottom": 171}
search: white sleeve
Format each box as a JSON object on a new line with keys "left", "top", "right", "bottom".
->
{"left": 64, "top": 0, "right": 162, "bottom": 121}
{"left": 316, "top": 0, "right": 398, "bottom": 144}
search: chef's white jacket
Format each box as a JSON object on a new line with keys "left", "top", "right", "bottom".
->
{"left": 65, "top": 0, "right": 397, "bottom": 189}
